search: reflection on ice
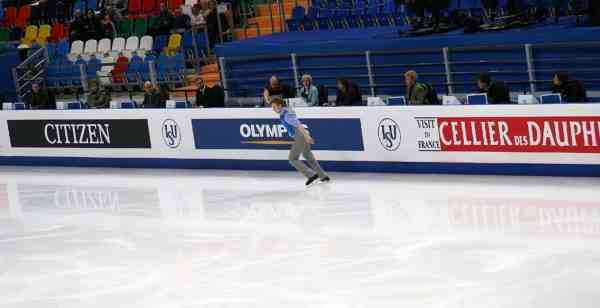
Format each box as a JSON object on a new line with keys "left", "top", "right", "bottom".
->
{"left": 0, "top": 168, "right": 599, "bottom": 308}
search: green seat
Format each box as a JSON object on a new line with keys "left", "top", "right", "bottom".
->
{"left": 118, "top": 19, "right": 132, "bottom": 37}
{"left": 148, "top": 16, "right": 159, "bottom": 32}
{"left": 132, "top": 19, "right": 147, "bottom": 37}
{"left": 0, "top": 28, "right": 9, "bottom": 42}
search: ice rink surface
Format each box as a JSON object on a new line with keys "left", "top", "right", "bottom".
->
{"left": 0, "top": 166, "right": 599, "bottom": 308}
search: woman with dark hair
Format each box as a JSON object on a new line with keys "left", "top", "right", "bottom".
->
{"left": 335, "top": 78, "right": 362, "bottom": 106}
{"left": 552, "top": 72, "right": 587, "bottom": 103}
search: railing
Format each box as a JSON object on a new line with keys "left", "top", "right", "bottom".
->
{"left": 12, "top": 47, "right": 49, "bottom": 100}
{"left": 218, "top": 41, "right": 600, "bottom": 102}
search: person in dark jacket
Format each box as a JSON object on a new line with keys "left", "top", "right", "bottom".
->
{"left": 142, "top": 82, "right": 167, "bottom": 108}
{"left": 156, "top": 3, "right": 175, "bottom": 36}
{"left": 172, "top": 7, "right": 191, "bottom": 33}
{"left": 335, "top": 78, "right": 362, "bottom": 106}
{"left": 195, "top": 78, "right": 225, "bottom": 108}
{"left": 27, "top": 83, "right": 54, "bottom": 109}
{"left": 263, "top": 75, "right": 294, "bottom": 104}
{"left": 552, "top": 72, "right": 587, "bottom": 103}
{"left": 477, "top": 73, "right": 511, "bottom": 104}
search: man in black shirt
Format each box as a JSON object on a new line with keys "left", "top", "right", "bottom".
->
{"left": 142, "top": 82, "right": 167, "bottom": 108}
{"left": 195, "top": 78, "right": 225, "bottom": 108}
{"left": 552, "top": 72, "right": 587, "bottom": 103}
{"left": 27, "top": 83, "right": 54, "bottom": 109}
{"left": 263, "top": 75, "right": 294, "bottom": 105}
{"left": 477, "top": 73, "right": 511, "bottom": 104}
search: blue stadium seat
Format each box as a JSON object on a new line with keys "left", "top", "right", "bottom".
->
{"left": 166, "top": 100, "right": 189, "bottom": 108}
{"left": 86, "top": 57, "right": 102, "bottom": 79}
{"left": 291, "top": 6, "right": 306, "bottom": 20}
{"left": 287, "top": 19, "right": 302, "bottom": 31}
{"left": 540, "top": 93, "right": 562, "bottom": 104}
{"left": 317, "top": 9, "right": 334, "bottom": 30}
{"left": 303, "top": 7, "right": 320, "bottom": 31}
{"left": 333, "top": 9, "right": 350, "bottom": 29}
{"left": 388, "top": 96, "right": 407, "bottom": 105}
{"left": 466, "top": 93, "right": 489, "bottom": 105}
{"left": 153, "top": 35, "right": 167, "bottom": 52}
{"left": 66, "top": 101, "right": 83, "bottom": 109}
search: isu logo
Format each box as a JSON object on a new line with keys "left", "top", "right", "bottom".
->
{"left": 378, "top": 118, "right": 401, "bottom": 151}
{"left": 162, "top": 119, "right": 181, "bottom": 148}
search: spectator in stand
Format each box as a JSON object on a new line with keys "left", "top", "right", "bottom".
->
{"left": 190, "top": 5, "right": 206, "bottom": 29}
{"left": 87, "top": 80, "right": 111, "bottom": 108}
{"left": 195, "top": 78, "right": 225, "bottom": 108}
{"left": 404, "top": 70, "right": 431, "bottom": 105}
{"left": 55, "top": 0, "right": 69, "bottom": 22}
{"left": 476, "top": 73, "right": 511, "bottom": 104}
{"left": 172, "top": 7, "right": 191, "bottom": 33}
{"left": 101, "top": 15, "right": 117, "bottom": 39}
{"left": 27, "top": 83, "right": 54, "bottom": 109}
{"left": 297, "top": 74, "right": 319, "bottom": 106}
{"left": 263, "top": 75, "right": 294, "bottom": 104}
{"left": 552, "top": 71, "right": 587, "bottom": 103}
{"left": 155, "top": 3, "right": 175, "bottom": 36}
{"left": 205, "top": 0, "right": 229, "bottom": 48}
{"left": 70, "top": 10, "right": 86, "bottom": 41}
{"left": 335, "top": 77, "right": 362, "bottom": 106}
{"left": 142, "top": 81, "right": 167, "bottom": 108}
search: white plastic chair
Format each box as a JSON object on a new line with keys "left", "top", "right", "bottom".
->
{"left": 98, "top": 55, "right": 115, "bottom": 85}
{"left": 111, "top": 37, "right": 126, "bottom": 58}
{"left": 82, "top": 39, "right": 98, "bottom": 61}
{"left": 137, "top": 35, "right": 153, "bottom": 58}
{"left": 67, "top": 40, "right": 84, "bottom": 62}
{"left": 96, "top": 38, "right": 112, "bottom": 58}
{"left": 123, "top": 36, "right": 140, "bottom": 58}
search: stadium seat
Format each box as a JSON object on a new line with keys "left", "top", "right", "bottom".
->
{"left": 302, "top": 7, "right": 319, "bottom": 31}
{"left": 86, "top": 55, "right": 102, "bottom": 78}
{"left": 87, "top": 0, "right": 98, "bottom": 10}
{"left": 133, "top": 19, "right": 147, "bottom": 37}
{"left": 15, "top": 5, "right": 31, "bottom": 28}
{"left": 138, "top": 35, "right": 153, "bottom": 57}
{"left": 156, "top": 53, "right": 169, "bottom": 81}
{"left": 166, "top": 100, "right": 188, "bottom": 108}
{"left": 124, "top": 36, "right": 140, "bottom": 58}
{"left": 112, "top": 56, "right": 129, "bottom": 83}
{"left": 466, "top": 93, "right": 489, "bottom": 105}
{"left": 21, "top": 25, "right": 38, "bottom": 46}
{"left": 0, "top": 28, "right": 9, "bottom": 42}
{"left": 48, "top": 23, "right": 65, "bottom": 43}
{"left": 129, "top": 0, "right": 143, "bottom": 18}
{"left": 195, "top": 31, "right": 207, "bottom": 53}
{"left": 56, "top": 39, "right": 69, "bottom": 57}
{"left": 127, "top": 55, "right": 144, "bottom": 84}
{"left": 540, "top": 94, "right": 562, "bottom": 104}
{"left": 110, "top": 101, "right": 137, "bottom": 108}
{"left": 118, "top": 19, "right": 132, "bottom": 37}
{"left": 83, "top": 39, "right": 98, "bottom": 61}
{"left": 36, "top": 24, "right": 51, "bottom": 46}
{"left": 291, "top": 6, "right": 306, "bottom": 21}
{"left": 143, "top": 0, "right": 158, "bottom": 16}
{"left": 68, "top": 40, "right": 85, "bottom": 62}
{"left": 317, "top": 9, "right": 334, "bottom": 30}
{"left": 2, "top": 7, "right": 17, "bottom": 27}
{"left": 168, "top": 0, "right": 183, "bottom": 10}
{"left": 166, "top": 33, "right": 182, "bottom": 56}
{"left": 96, "top": 38, "right": 112, "bottom": 58}
{"left": 111, "top": 37, "right": 126, "bottom": 57}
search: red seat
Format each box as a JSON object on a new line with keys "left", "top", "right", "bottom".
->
{"left": 48, "top": 22, "right": 66, "bottom": 42}
{"left": 112, "top": 56, "right": 129, "bottom": 83}
{"left": 168, "top": 0, "right": 183, "bottom": 10}
{"left": 142, "top": 0, "right": 157, "bottom": 16}
{"left": 15, "top": 5, "right": 31, "bottom": 28}
{"left": 128, "top": 0, "right": 143, "bottom": 17}
{"left": 2, "top": 7, "right": 17, "bottom": 27}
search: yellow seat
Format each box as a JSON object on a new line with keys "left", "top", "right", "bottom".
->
{"left": 21, "top": 25, "right": 38, "bottom": 46}
{"left": 166, "top": 33, "right": 182, "bottom": 56}
{"left": 36, "top": 24, "right": 51, "bottom": 46}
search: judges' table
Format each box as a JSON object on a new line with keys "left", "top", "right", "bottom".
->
{"left": 0, "top": 104, "right": 599, "bottom": 177}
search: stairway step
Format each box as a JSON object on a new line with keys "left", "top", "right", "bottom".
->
{"left": 234, "top": 26, "right": 283, "bottom": 40}
{"left": 248, "top": 15, "right": 284, "bottom": 28}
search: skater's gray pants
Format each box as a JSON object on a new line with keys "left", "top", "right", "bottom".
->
{"left": 289, "top": 133, "right": 328, "bottom": 179}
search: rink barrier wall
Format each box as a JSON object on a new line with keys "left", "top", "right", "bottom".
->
{"left": 0, "top": 104, "right": 599, "bottom": 177}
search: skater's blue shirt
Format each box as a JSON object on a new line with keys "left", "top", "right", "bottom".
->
{"left": 279, "top": 107, "right": 301, "bottom": 138}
